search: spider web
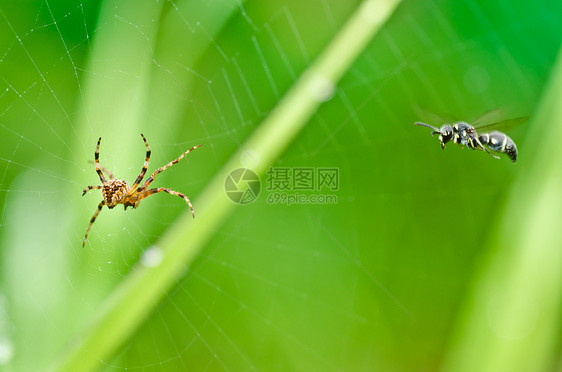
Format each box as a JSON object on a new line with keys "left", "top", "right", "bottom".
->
{"left": 0, "top": 0, "right": 560, "bottom": 371}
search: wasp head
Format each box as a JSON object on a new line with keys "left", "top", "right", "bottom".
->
{"left": 437, "top": 125, "right": 453, "bottom": 149}
{"left": 414, "top": 122, "right": 454, "bottom": 149}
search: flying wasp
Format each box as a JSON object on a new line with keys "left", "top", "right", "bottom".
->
{"left": 414, "top": 112, "right": 528, "bottom": 163}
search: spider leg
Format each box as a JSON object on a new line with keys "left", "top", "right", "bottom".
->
{"left": 95, "top": 137, "right": 107, "bottom": 183}
{"left": 88, "top": 161, "right": 114, "bottom": 179}
{"left": 82, "top": 185, "right": 102, "bottom": 196}
{"left": 83, "top": 200, "right": 105, "bottom": 247}
{"left": 138, "top": 187, "right": 195, "bottom": 217}
{"left": 141, "top": 144, "right": 202, "bottom": 190}
{"left": 126, "top": 134, "right": 151, "bottom": 195}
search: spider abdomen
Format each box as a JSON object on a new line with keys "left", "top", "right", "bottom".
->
{"left": 102, "top": 179, "right": 129, "bottom": 208}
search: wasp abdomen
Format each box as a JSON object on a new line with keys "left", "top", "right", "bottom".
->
{"left": 479, "top": 131, "right": 517, "bottom": 163}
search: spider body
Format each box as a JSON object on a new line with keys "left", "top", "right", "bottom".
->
{"left": 81, "top": 134, "right": 201, "bottom": 246}
{"left": 101, "top": 179, "right": 131, "bottom": 209}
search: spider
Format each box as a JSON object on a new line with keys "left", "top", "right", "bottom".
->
{"left": 81, "top": 134, "right": 202, "bottom": 246}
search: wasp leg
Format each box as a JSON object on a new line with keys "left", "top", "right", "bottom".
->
{"left": 474, "top": 137, "right": 500, "bottom": 159}
{"left": 453, "top": 133, "right": 464, "bottom": 149}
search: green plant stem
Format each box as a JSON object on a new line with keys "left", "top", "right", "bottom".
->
{"left": 443, "top": 47, "right": 562, "bottom": 372}
{"left": 51, "top": 1, "right": 401, "bottom": 370}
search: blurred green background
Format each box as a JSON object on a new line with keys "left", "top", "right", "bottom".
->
{"left": 1, "top": 0, "right": 562, "bottom": 371}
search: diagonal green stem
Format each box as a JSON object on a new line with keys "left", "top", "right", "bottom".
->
{"left": 51, "top": 1, "right": 401, "bottom": 370}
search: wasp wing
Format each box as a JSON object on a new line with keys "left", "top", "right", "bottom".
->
{"left": 413, "top": 106, "right": 529, "bottom": 132}
{"left": 412, "top": 105, "right": 457, "bottom": 125}
{"left": 471, "top": 108, "right": 505, "bottom": 127}
{"left": 473, "top": 116, "right": 530, "bottom": 132}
